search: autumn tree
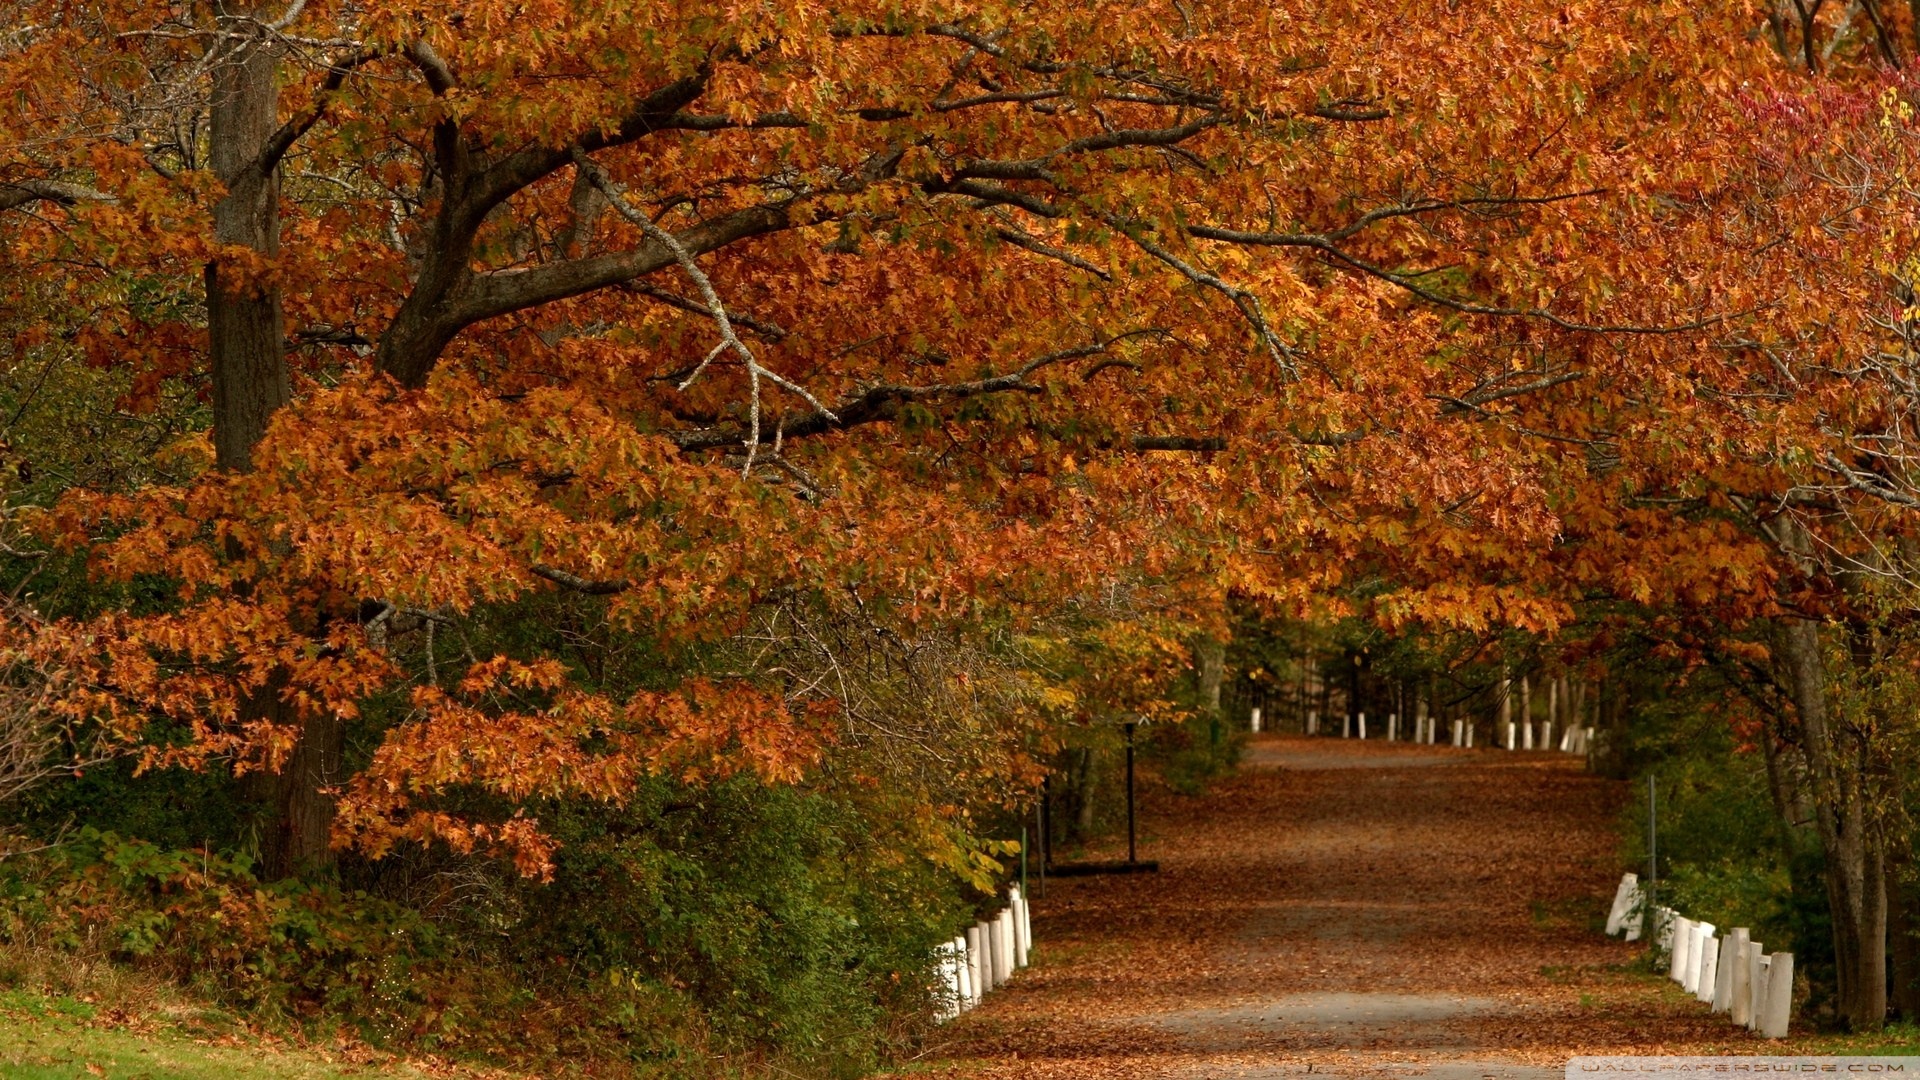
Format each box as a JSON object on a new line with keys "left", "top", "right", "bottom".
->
{"left": 1, "top": 0, "right": 1871, "bottom": 959}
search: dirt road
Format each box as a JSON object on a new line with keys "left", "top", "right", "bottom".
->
{"left": 912, "top": 735, "right": 1764, "bottom": 1079}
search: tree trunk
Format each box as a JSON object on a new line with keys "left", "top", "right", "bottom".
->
{"left": 206, "top": 25, "right": 340, "bottom": 878}
{"left": 208, "top": 26, "right": 289, "bottom": 473}
{"left": 1071, "top": 747, "right": 1098, "bottom": 842}
{"left": 1298, "top": 647, "right": 1314, "bottom": 732}
{"left": 1196, "top": 637, "right": 1224, "bottom": 715}
{"left": 1196, "top": 636, "right": 1225, "bottom": 752}
{"left": 1774, "top": 617, "right": 1889, "bottom": 1030}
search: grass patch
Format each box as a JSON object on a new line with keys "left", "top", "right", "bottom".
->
{"left": 0, "top": 990, "right": 510, "bottom": 1079}
{"left": 1789, "top": 1021, "right": 1920, "bottom": 1055}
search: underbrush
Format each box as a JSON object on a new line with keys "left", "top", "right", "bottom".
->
{"left": 0, "top": 776, "right": 978, "bottom": 1079}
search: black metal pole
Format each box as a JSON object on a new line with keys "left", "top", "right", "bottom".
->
{"left": 1125, "top": 721, "right": 1138, "bottom": 865}
{"left": 1035, "top": 800, "right": 1045, "bottom": 896}
{"left": 1040, "top": 774, "right": 1052, "bottom": 873}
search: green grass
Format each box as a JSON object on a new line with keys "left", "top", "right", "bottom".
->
{"left": 0, "top": 991, "right": 486, "bottom": 1080}
{"left": 1791, "top": 1020, "right": 1920, "bottom": 1055}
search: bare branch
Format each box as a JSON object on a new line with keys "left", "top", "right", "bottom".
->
{"left": 572, "top": 150, "right": 837, "bottom": 475}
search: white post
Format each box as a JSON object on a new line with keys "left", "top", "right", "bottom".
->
{"left": 1010, "top": 888, "right": 1030, "bottom": 968}
{"left": 1605, "top": 873, "right": 1638, "bottom": 936}
{"left": 1735, "top": 937, "right": 1758, "bottom": 1030}
{"left": 1542, "top": 720, "right": 1554, "bottom": 754}
{"left": 1307, "top": 709, "right": 1319, "bottom": 736}
{"left": 951, "top": 938, "right": 969, "bottom": 1014}
{"left": 1695, "top": 928, "right": 1719, "bottom": 1003}
{"left": 1523, "top": 718, "right": 1535, "bottom": 750}
{"left": 1505, "top": 722, "right": 1516, "bottom": 749}
{"left": 965, "top": 925, "right": 987, "bottom": 1002}
{"left": 1715, "top": 928, "right": 1747, "bottom": 1012}
{"left": 1685, "top": 921, "right": 1715, "bottom": 994}
{"left": 1655, "top": 906, "right": 1677, "bottom": 951}
{"left": 985, "top": 918, "right": 1005, "bottom": 989}
{"left": 1669, "top": 917, "right": 1694, "bottom": 982}
{"left": 956, "top": 933, "right": 975, "bottom": 1006}
{"left": 1466, "top": 722, "right": 1475, "bottom": 748}
{"left": 1250, "top": 706, "right": 1262, "bottom": 733}
{"left": 1450, "top": 719, "right": 1462, "bottom": 746}
{"left": 1019, "top": 889, "right": 1033, "bottom": 967}
{"left": 1749, "top": 954, "right": 1770, "bottom": 1031}
{"left": 1389, "top": 713, "right": 1399, "bottom": 741}
{"left": 1358, "top": 711, "right": 1367, "bottom": 739}
{"left": 1731, "top": 936, "right": 1754, "bottom": 1025}
{"left": 1760, "top": 952, "right": 1793, "bottom": 1038}
{"left": 1006, "top": 903, "right": 1021, "bottom": 980}
{"left": 936, "top": 941, "right": 958, "bottom": 1019}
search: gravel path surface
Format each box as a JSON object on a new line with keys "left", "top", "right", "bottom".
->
{"left": 903, "top": 735, "right": 1778, "bottom": 1079}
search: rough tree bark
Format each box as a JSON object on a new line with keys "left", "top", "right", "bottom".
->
{"left": 1772, "top": 616, "right": 1889, "bottom": 1030}
{"left": 207, "top": 25, "right": 289, "bottom": 472}
{"left": 1071, "top": 747, "right": 1099, "bottom": 842}
{"left": 207, "top": 23, "right": 339, "bottom": 878}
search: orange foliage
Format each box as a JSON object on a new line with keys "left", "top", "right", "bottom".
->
{"left": 2, "top": 0, "right": 1914, "bottom": 868}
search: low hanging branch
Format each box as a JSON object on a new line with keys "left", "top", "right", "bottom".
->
{"left": 530, "top": 563, "right": 632, "bottom": 595}
{"left": 570, "top": 149, "right": 838, "bottom": 476}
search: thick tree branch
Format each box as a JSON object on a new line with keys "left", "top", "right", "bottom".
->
{"left": 994, "top": 225, "right": 1112, "bottom": 280}
{"left": 1433, "top": 370, "right": 1587, "bottom": 416}
{"left": 1130, "top": 435, "right": 1227, "bottom": 451}
{"left": 530, "top": 564, "right": 630, "bottom": 594}
{"left": 451, "top": 199, "right": 800, "bottom": 327}
{"left": 1103, "top": 213, "right": 1297, "bottom": 376}
{"left": 573, "top": 149, "right": 836, "bottom": 473}
{"left": 254, "top": 45, "right": 387, "bottom": 175}
{"left": 1191, "top": 215, "right": 1733, "bottom": 336}
{"left": 468, "top": 69, "right": 714, "bottom": 221}
{"left": 0, "top": 179, "right": 117, "bottom": 212}
{"left": 1822, "top": 451, "right": 1920, "bottom": 508}
{"left": 669, "top": 331, "right": 1165, "bottom": 452}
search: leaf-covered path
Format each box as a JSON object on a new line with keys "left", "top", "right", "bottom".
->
{"left": 908, "top": 735, "right": 1770, "bottom": 1079}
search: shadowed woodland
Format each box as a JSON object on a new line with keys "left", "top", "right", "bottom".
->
{"left": 0, "top": 0, "right": 1919, "bottom": 1075}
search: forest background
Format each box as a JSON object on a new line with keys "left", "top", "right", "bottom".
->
{"left": 1, "top": 0, "right": 1919, "bottom": 1074}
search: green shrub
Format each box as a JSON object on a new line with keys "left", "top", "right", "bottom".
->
{"left": 0, "top": 827, "right": 444, "bottom": 1030}
{"left": 0, "top": 771, "right": 975, "bottom": 1078}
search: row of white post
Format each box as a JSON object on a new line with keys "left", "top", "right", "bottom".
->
{"left": 1299, "top": 709, "right": 1476, "bottom": 746}
{"left": 1502, "top": 721, "right": 1595, "bottom": 754}
{"left": 936, "top": 886, "right": 1032, "bottom": 1020}
{"left": 1603, "top": 873, "right": 1794, "bottom": 1038}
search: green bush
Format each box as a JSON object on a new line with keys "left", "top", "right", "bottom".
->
{"left": 0, "top": 771, "right": 974, "bottom": 1078}
{"left": 514, "top": 776, "right": 964, "bottom": 1075}
{"left": 0, "top": 827, "right": 444, "bottom": 1028}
